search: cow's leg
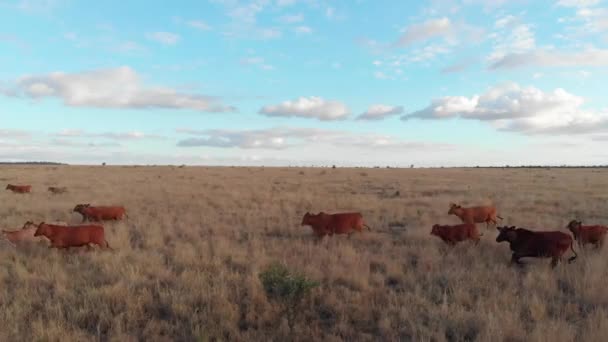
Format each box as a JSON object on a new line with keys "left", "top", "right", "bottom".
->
{"left": 511, "top": 253, "right": 524, "bottom": 265}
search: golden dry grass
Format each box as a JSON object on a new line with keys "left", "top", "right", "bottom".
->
{"left": 1, "top": 165, "right": 608, "bottom": 341}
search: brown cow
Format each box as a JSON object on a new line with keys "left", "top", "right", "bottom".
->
{"left": 301, "top": 212, "right": 371, "bottom": 238}
{"left": 34, "top": 222, "right": 112, "bottom": 250}
{"left": 496, "top": 226, "right": 577, "bottom": 268}
{"left": 73, "top": 204, "right": 126, "bottom": 222}
{"left": 448, "top": 203, "right": 503, "bottom": 229}
{"left": 430, "top": 223, "right": 482, "bottom": 246}
{"left": 48, "top": 186, "right": 68, "bottom": 194}
{"left": 1, "top": 221, "right": 45, "bottom": 245}
{"left": 567, "top": 220, "right": 608, "bottom": 248}
{"left": 5, "top": 184, "right": 31, "bottom": 193}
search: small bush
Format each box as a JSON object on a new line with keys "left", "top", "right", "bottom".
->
{"left": 259, "top": 263, "right": 319, "bottom": 333}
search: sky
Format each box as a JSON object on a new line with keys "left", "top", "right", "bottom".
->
{"left": 1, "top": 0, "right": 608, "bottom": 166}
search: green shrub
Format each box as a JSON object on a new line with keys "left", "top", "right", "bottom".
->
{"left": 259, "top": 263, "right": 319, "bottom": 333}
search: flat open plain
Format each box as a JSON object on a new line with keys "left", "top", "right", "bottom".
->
{"left": 1, "top": 166, "right": 608, "bottom": 341}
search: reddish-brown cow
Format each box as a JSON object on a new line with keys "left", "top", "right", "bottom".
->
{"left": 430, "top": 223, "right": 482, "bottom": 245}
{"left": 34, "top": 222, "right": 112, "bottom": 250}
{"left": 73, "top": 204, "right": 126, "bottom": 222}
{"left": 301, "top": 212, "right": 371, "bottom": 238}
{"left": 496, "top": 226, "right": 577, "bottom": 268}
{"left": 5, "top": 184, "right": 31, "bottom": 193}
{"left": 1, "top": 221, "right": 45, "bottom": 245}
{"left": 448, "top": 203, "right": 503, "bottom": 229}
{"left": 567, "top": 220, "right": 608, "bottom": 248}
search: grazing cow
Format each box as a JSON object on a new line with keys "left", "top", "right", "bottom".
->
{"left": 34, "top": 222, "right": 112, "bottom": 250}
{"left": 1, "top": 221, "right": 45, "bottom": 245}
{"left": 567, "top": 220, "right": 608, "bottom": 248}
{"left": 496, "top": 226, "right": 577, "bottom": 268}
{"left": 73, "top": 204, "right": 126, "bottom": 222}
{"left": 430, "top": 223, "right": 482, "bottom": 246}
{"left": 301, "top": 212, "right": 371, "bottom": 237}
{"left": 448, "top": 203, "right": 503, "bottom": 229}
{"left": 5, "top": 184, "right": 31, "bottom": 193}
{"left": 48, "top": 186, "right": 68, "bottom": 194}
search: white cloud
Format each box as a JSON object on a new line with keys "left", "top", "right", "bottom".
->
{"left": 277, "top": 0, "right": 296, "bottom": 6}
{"left": 177, "top": 126, "right": 451, "bottom": 152}
{"left": 9, "top": 66, "right": 235, "bottom": 112}
{"left": 188, "top": 20, "right": 211, "bottom": 30}
{"left": 403, "top": 82, "right": 608, "bottom": 135}
{"left": 259, "top": 96, "right": 351, "bottom": 121}
{"left": 397, "top": 17, "right": 452, "bottom": 46}
{"left": 357, "top": 105, "right": 404, "bottom": 120}
{"left": 147, "top": 31, "right": 181, "bottom": 45}
{"left": 240, "top": 56, "right": 274, "bottom": 70}
{"left": 295, "top": 26, "right": 312, "bottom": 34}
{"left": 557, "top": 0, "right": 600, "bottom": 7}
{"left": 279, "top": 13, "right": 303, "bottom": 23}
{"left": 490, "top": 47, "right": 608, "bottom": 69}
{"left": 54, "top": 130, "right": 165, "bottom": 140}
{"left": 488, "top": 18, "right": 536, "bottom": 64}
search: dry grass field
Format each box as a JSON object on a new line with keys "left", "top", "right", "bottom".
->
{"left": 1, "top": 165, "right": 608, "bottom": 341}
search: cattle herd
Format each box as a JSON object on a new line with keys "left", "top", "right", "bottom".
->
{"left": 3, "top": 182, "right": 608, "bottom": 268}
{"left": 301, "top": 204, "right": 607, "bottom": 268}
{"left": 2, "top": 183, "right": 124, "bottom": 250}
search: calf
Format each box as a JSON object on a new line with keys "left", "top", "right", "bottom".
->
{"left": 34, "top": 222, "right": 112, "bottom": 250}
{"left": 2, "top": 221, "right": 45, "bottom": 245}
{"left": 448, "top": 203, "right": 503, "bottom": 229}
{"left": 73, "top": 204, "right": 126, "bottom": 222}
{"left": 430, "top": 223, "right": 482, "bottom": 246}
{"left": 5, "top": 184, "right": 31, "bottom": 193}
{"left": 567, "top": 220, "right": 608, "bottom": 248}
{"left": 496, "top": 226, "right": 577, "bottom": 268}
{"left": 48, "top": 186, "right": 68, "bottom": 194}
{"left": 301, "top": 212, "right": 371, "bottom": 237}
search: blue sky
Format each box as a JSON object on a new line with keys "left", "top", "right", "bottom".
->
{"left": 1, "top": 0, "right": 607, "bottom": 166}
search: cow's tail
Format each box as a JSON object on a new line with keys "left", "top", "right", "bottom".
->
{"left": 363, "top": 224, "right": 372, "bottom": 231}
{"left": 568, "top": 240, "right": 578, "bottom": 263}
{"left": 497, "top": 215, "right": 504, "bottom": 220}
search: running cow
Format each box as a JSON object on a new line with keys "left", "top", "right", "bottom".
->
{"left": 2, "top": 221, "right": 43, "bottom": 245}
{"left": 430, "top": 223, "right": 482, "bottom": 246}
{"left": 448, "top": 203, "right": 502, "bottom": 229}
{"left": 5, "top": 184, "right": 31, "bottom": 193}
{"left": 496, "top": 226, "right": 577, "bottom": 268}
{"left": 301, "top": 212, "right": 371, "bottom": 238}
{"left": 73, "top": 204, "right": 126, "bottom": 222}
{"left": 34, "top": 222, "right": 112, "bottom": 250}
{"left": 567, "top": 220, "right": 608, "bottom": 249}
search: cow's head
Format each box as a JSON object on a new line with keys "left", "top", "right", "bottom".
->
{"left": 34, "top": 222, "right": 49, "bottom": 237}
{"left": 448, "top": 203, "right": 461, "bottom": 215}
{"left": 567, "top": 220, "right": 582, "bottom": 233}
{"left": 301, "top": 212, "right": 311, "bottom": 226}
{"left": 5, "top": 184, "right": 10, "bottom": 190}
{"left": 496, "top": 226, "right": 517, "bottom": 243}
{"left": 431, "top": 224, "right": 441, "bottom": 236}
{"left": 73, "top": 204, "right": 90, "bottom": 212}
{"left": 22, "top": 221, "right": 35, "bottom": 230}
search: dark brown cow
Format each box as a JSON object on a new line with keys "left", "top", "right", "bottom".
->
{"left": 496, "top": 226, "right": 577, "bottom": 268}
{"left": 448, "top": 203, "right": 503, "bottom": 229}
{"left": 301, "top": 212, "right": 371, "bottom": 237}
{"left": 73, "top": 204, "right": 126, "bottom": 222}
{"left": 5, "top": 184, "right": 31, "bottom": 193}
{"left": 430, "top": 223, "right": 482, "bottom": 245}
{"left": 48, "top": 186, "right": 68, "bottom": 194}
{"left": 567, "top": 220, "right": 608, "bottom": 248}
{"left": 34, "top": 222, "right": 112, "bottom": 250}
